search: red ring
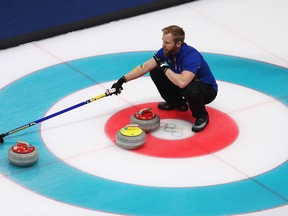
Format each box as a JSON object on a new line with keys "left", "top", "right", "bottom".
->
{"left": 105, "top": 102, "right": 238, "bottom": 158}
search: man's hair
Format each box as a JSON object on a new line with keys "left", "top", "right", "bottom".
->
{"left": 162, "top": 25, "right": 185, "bottom": 44}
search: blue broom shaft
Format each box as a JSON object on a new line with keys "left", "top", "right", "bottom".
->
{"left": 3, "top": 92, "right": 107, "bottom": 137}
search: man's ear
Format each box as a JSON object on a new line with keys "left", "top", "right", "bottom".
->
{"left": 176, "top": 41, "right": 182, "bottom": 48}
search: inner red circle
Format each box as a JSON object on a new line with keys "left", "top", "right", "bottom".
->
{"left": 105, "top": 102, "right": 238, "bottom": 158}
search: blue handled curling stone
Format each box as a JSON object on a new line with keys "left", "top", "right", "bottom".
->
{"left": 130, "top": 108, "right": 160, "bottom": 132}
{"left": 116, "top": 124, "right": 146, "bottom": 149}
{"left": 8, "top": 141, "right": 39, "bottom": 167}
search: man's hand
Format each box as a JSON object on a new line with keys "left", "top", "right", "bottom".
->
{"left": 111, "top": 76, "right": 126, "bottom": 95}
{"left": 153, "top": 54, "right": 169, "bottom": 74}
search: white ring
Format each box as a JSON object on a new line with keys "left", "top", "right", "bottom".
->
{"left": 41, "top": 78, "right": 288, "bottom": 187}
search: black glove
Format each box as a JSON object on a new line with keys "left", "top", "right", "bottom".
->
{"left": 153, "top": 54, "right": 169, "bottom": 74}
{"left": 111, "top": 76, "right": 126, "bottom": 95}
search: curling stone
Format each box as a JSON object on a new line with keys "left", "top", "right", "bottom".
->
{"left": 130, "top": 108, "right": 160, "bottom": 132}
{"left": 116, "top": 124, "right": 146, "bottom": 149}
{"left": 8, "top": 141, "right": 39, "bottom": 167}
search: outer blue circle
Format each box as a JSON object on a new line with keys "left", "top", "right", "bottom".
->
{"left": 0, "top": 52, "right": 287, "bottom": 215}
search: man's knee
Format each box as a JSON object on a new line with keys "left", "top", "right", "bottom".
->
{"left": 182, "top": 83, "right": 201, "bottom": 99}
{"left": 149, "top": 68, "right": 158, "bottom": 78}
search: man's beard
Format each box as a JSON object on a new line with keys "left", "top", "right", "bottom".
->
{"left": 163, "top": 46, "right": 178, "bottom": 57}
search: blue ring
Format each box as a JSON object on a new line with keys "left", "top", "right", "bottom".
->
{"left": 0, "top": 52, "right": 287, "bottom": 215}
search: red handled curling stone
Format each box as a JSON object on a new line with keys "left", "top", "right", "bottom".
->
{"left": 130, "top": 108, "right": 160, "bottom": 132}
{"left": 116, "top": 124, "right": 146, "bottom": 150}
{"left": 8, "top": 141, "right": 39, "bottom": 167}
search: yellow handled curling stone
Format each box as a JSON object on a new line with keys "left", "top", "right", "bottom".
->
{"left": 116, "top": 124, "right": 146, "bottom": 149}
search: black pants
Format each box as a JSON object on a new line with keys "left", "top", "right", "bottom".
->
{"left": 150, "top": 69, "right": 217, "bottom": 118}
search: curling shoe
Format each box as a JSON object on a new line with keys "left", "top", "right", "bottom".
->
{"left": 158, "top": 101, "right": 188, "bottom": 112}
{"left": 192, "top": 116, "right": 209, "bottom": 132}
